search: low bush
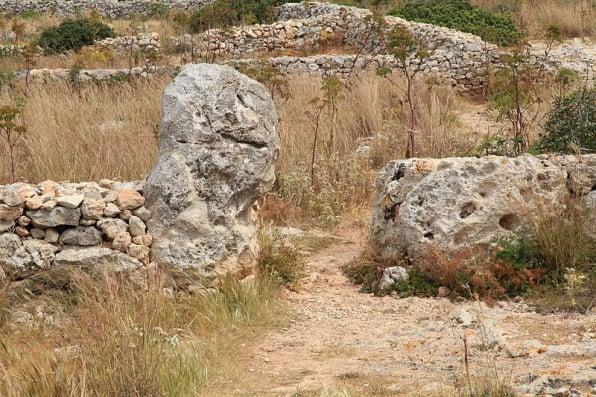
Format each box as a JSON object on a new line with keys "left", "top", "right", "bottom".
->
{"left": 258, "top": 227, "right": 305, "bottom": 288}
{"left": 38, "top": 18, "right": 115, "bottom": 54}
{"left": 389, "top": 0, "right": 524, "bottom": 46}
{"left": 188, "top": 0, "right": 301, "bottom": 33}
{"left": 537, "top": 87, "right": 595, "bottom": 154}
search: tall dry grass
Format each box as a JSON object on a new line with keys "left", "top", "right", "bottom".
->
{"left": 271, "top": 72, "right": 478, "bottom": 226}
{"left": 0, "top": 268, "right": 283, "bottom": 396}
{"left": 0, "top": 76, "right": 169, "bottom": 184}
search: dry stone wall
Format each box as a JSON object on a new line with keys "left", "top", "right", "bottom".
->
{"left": 0, "top": 179, "right": 153, "bottom": 282}
{"left": 0, "top": 0, "right": 212, "bottom": 18}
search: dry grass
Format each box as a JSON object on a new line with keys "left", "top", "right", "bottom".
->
{"left": 272, "top": 72, "right": 476, "bottom": 226}
{"left": 0, "top": 76, "right": 169, "bottom": 184}
{"left": 0, "top": 267, "right": 283, "bottom": 396}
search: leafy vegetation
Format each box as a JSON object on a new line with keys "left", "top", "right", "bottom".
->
{"left": 538, "top": 87, "right": 595, "bottom": 154}
{"left": 38, "top": 18, "right": 115, "bottom": 54}
{"left": 389, "top": 0, "right": 524, "bottom": 46}
{"left": 188, "top": 0, "right": 301, "bottom": 33}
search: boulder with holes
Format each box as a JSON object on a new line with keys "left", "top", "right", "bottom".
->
{"left": 370, "top": 154, "right": 595, "bottom": 265}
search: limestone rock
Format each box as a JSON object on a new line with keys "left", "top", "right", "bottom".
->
{"left": 0, "top": 220, "right": 13, "bottom": 232}
{"left": 54, "top": 247, "right": 142, "bottom": 272}
{"left": 44, "top": 228, "right": 60, "bottom": 243}
{"left": 370, "top": 155, "right": 571, "bottom": 264}
{"left": 97, "top": 218, "right": 128, "bottom": 240}
{"left": 128, "top": 215, "right": 146, "bottom": 236}
{"left": 0, "top": 236, "right": 58, "bottom": 279}
{"left": 144, "top": 64, "right": 279, "bottom": 275}
{"left": 59, "top": 226, "right": 103, "bottom": 246}
{"left": 116, "top": 189, "right": 145, "bottom": 210}
{"left": 378, "top": 266, "right": 408, "bottom": 290}
{"left": 0, "top": 204, "right": 23, "bottom": 221}
{"left": 56, "top": 194, "right": 84, "bottom": 209}
{"left": 27, "top": 207, "right": 81, "bottom": 228}
{"left": 112, "top": 231, "right": 132, "bottom": 252}
{"left": 127, "top": 243, "right": 150, "bottom": 264}
{"left": 103, "top": 202, "right": 121, "bottom": 217}
{"left": 81, "top": 194, "right": 106, "bottom": 220}
{"left": 132, "top": 206, "right": 151, "bottom": 221}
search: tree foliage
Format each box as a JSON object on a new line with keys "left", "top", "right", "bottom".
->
{"left": 38, "top": 18, "right": 115, "bottom": 54}
{"left": 538, "top": 88, "right": 595, "bottom": 154}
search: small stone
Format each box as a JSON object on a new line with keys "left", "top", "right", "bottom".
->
{"left": 112, "top": 231, "right": 132, "bottom": 252}
{"left": 132, "top": 206, "right": 151, "bottom": 222}
{"left": 129, "top": 216, "right": 146, "bottom": 236}
{"left": 119, "top": 209, "right": 133, "bottom": 221}
{"left": 127, "top": 243, "right": 150, "bottom": 264}
{"left": 80, "top": 219, "right": 96, "bottom": 226}
{"left": 17, "top": 215, "right": 31, "bottom": 227}
{"left": 97, "top": 218, "right": 128, "bottom": 240}
{"left": 44, "top": 228, "right": 60, "bottom": 244}
{"left": 437, "top": 286, "right": 451, "bottom": 297}
{"left": 81, "top": 195, "right": 106, "bottom": 220}
{"left": 0, "top": 190, "right": 24, "bottom": 207}
{"left": 15, "top": 226, "right": 30, "bottom": 237}
{"left": 0, "top": 220, "right": 13, "bottom": 232}
{"left": 0, "top": 204, "right": 23, "bottom": 221}
{"left": 25, "top": 196, "right": 42, "bottom": 210}
{"left": 59, "top": 226, "right": 103, "bottom": 246}
{"left": 116, "top": 189, "right": 145, "bottom": 210}
{"left": 103, "top": 202, "right": 121, "bottom": 217}
{"left": 27, "top": 207, "right": 81, "bottom": 228}
{"left": 41, "top": 200, "right": 57, "bottom": 210}
{"left": 56, "top": 194, "right": 84, "bottom": 209}
{"left": 31, "top": 228, "right": 45, "bottom": 239}
{"left": 132, "top": 234, "right": 153, "bottom": 247}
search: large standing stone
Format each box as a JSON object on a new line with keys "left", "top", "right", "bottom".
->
{"left": 144, "top": 64, "right": 279, "bottom": 276}
{"left": 370, "top": 155, "right": 574, "bottom": 264}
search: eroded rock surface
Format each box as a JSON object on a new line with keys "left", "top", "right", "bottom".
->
{"left": 144, "top": 64, "right": 279, "bottom": 277}
{"left": 370, "top": 154, "right": 595, "bottom": 264}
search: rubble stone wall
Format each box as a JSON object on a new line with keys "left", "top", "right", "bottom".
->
{"left": 0, "top": 179, "right": 153, "bottom": 282}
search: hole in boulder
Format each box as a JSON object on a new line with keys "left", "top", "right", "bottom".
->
{"left": 423, "top": 232, "right": 434, "bottom": 240}
{"left": 459, "top": 202, "right": 477, "bottom": 219}
{"left": 479, "top": 191, "right": 487, "bottom": 198}
{"left": 499, "top": 214, "right": 519, "bottom": 231}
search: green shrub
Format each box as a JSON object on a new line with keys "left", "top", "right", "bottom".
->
{"left": 38, "top": 19, "right": 115, "bottom": 54}
{"left": 188, "top": 0, "right": 301, "bottom": 33}
{"left": 537, "top": 88, "right": 595, "bottom": 154}
{"left": 258, "top": 228, "right": 305, "bottom": 288}
{"left": 389, "top": 0, "right": 524, "bottom": 47}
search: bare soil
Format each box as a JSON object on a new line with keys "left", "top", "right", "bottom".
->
{"left": 238, "top": 221, "right": 595, "bottom": 396}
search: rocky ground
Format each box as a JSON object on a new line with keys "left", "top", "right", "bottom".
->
{"left": 238, "top": 221, "right": 595, "bottom": 396}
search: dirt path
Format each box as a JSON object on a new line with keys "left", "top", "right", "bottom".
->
{"left": 239, "top": 224, "right": 595, "bottom": 396}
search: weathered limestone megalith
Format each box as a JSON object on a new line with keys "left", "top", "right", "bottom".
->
{"left": 370, "top": 154, "right": 595, "bottom": 264}
{"left": 144, "top": 64, "right": 279, "bottom": 277}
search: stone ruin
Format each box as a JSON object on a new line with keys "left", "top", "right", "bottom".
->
{"left": 0, "top": 64, "right": 279, "bottom": 285}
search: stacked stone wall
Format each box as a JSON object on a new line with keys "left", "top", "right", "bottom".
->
{"left": 0, "top": 0, "right": 212, "bottom": 18}
{"left": 0, "top": 180, "right": 154, "bottom": 282}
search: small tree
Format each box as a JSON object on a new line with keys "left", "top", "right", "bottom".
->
{"left": 538, "top": 87, "right": 595, "bottom": 154}
{"left": 488, "top": 27, "right": 561, "bottom": 155}
{"left": 239, "top": 59, "right": 292, "bottom": 103}
{"left": 378, "top": 24, "right": 428, "bottom": 158}
{"left": 0, "top": 99, "right": 27, "bottom": 183}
